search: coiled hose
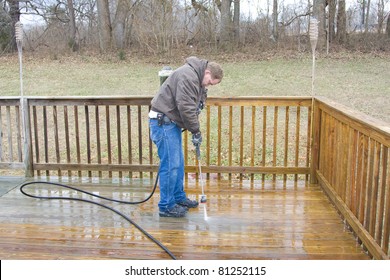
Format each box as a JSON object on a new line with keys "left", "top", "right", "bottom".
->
{"left": 19, "top": 173, "right": 177, "bottom": 260}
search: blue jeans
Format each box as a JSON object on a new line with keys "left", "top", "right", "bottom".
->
{"left": 149, "top": 118, "right": 186, "bottom": 211}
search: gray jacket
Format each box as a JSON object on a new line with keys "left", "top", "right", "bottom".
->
{"left": 151, "top": 57, "right": 208, "bottom": 134}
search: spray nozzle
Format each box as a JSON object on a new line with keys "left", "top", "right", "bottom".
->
{"left": 195, "top": 144, "right": 201, "bottom": 160}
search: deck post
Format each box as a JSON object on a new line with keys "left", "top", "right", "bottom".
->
{"left": 310, "top": 98, "right": 321, "bottom": 184}
{"left": 22, "top": 98, "right": 33, "bottom": 177}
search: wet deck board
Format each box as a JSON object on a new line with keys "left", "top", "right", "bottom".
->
{"left": 0, "top": 178, "right": 370, "bottom": 260}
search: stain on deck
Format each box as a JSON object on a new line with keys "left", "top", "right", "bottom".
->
{"left": 0, "top": 177, "right": 370, "bottom": 260}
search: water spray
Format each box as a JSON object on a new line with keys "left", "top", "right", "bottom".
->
{"left": 195, "top": 145, "right": 207, "bottom": 203}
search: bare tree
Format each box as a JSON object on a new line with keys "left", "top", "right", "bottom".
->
{"left": 377, "top": 0, "right": 385, "bottom": 33}
{"left": 219, "top": 0, "right": 232, "bottom": 47}
{"left": 67, "top": 0, "right": 78, "bottom": 51}
{"left": 6, "top": 0, "right": 20, "bottom": 51}
{"left": 313, "top": 0, "right": 327, "bottom": 50}
{"left": 328, "top": 0, "right": 336, "bottom": 42}
{"left": 233, "top": 0, "right": 240, "bottom": 45}
{"left": 387, "top": 12, "right": 390, "bottom": 37}
{"left": 96, "top": 0, "right": 112, "bottom": 51}
{"left": 364, "top": 0, "right": 371, "bottom": 33}
{"left": 112, "top": 0, "right": 130, "bottom": 49}
{"left": 336, "top": 0, "right": 347, "bottom": 43}
{"left": 272, "top": 0, "right": 278, "bottom": 41}
{"left": 216, "top": 0, "right": 240, "bottom": 49}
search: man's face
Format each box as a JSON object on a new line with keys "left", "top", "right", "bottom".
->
{"left": 202, "top": 70, "right": 221, "bottom": 88}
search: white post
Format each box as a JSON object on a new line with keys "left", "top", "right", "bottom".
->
{"left": 15, "top": 21, "right": 32, "bottom": 176}
{"left": 309, "top": 17, "right": 319, "bottom": 97}
{"left": 309, "top": 17, "right": 319, "bottom": 184}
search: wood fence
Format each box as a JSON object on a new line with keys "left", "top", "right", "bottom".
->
{"left": 0, "top": 95, "right": 389, "bottom": 259}
{"left": 311, "top": 97, "right": 390, "bottom": 260}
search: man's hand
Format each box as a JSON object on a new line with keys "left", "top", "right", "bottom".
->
{"left": 192, "top": 132, "right": 202, "bottom": 147}
{"left": 196, "top": 101, "right": 204, "bottom": 115}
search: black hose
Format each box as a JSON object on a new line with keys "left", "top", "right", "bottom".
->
{"left": 19, "top": 173, "right": 177, "bottom": 260}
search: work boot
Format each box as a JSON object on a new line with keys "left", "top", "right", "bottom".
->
{"left": 177, "top": 197, "right": 199, "bottom": 209}
{"left": 159, "top": 204, "right": 187, "bottom": 218}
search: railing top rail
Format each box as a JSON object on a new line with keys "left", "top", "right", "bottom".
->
{"left": 1, "top": 95, "right": 313, "bottom": 106}
{"left": 315, "top": 96, "right": 390, "bottom": 142}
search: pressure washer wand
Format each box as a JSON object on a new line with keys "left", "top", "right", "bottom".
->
{"left": 196, "top": 145, "right": 207, "bottom": 203}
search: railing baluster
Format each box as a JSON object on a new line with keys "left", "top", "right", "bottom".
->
{"left": 240, "top": 106, "right": 244, "bottom": 180}
{"left": 0, "top": 107, "right": 3, "bottom": 162}
{"left": 283, "top": 106, "right": 289, "bottom": 182}
{"left": 95, "top": 106, "right": 102, "bottom": 178}
{"left": 53, "top": 106, "right": 60, "bottom": 176}
{"left": 127, "top": 105, "right": 133, "bottom": 179}
{"left": 105, "top": 105, "right": 112, "bottom": 178}
{"left": 43, "top": 106, "right": 49, "bottom": 177}
{"left": 64, "top": 106, "right": 71, "bottom": 176}
{"left": 74, "top": 106, "right": 81, "bottom": 177}
{"left": 376, "top": 146, "right": 388, "bottom": 247}
{"left": 137, "top": 105, "right": 143, "bottom": 179}
{"left": 228, "top": 106, "right": 233, "bottom": 181}
{"left": 16, "top": 105, "right": 22, "bottom": 162}
{"left": 262, "top": 106, "right": 267, "bottom": 182}
{"left": 251, "top": 106, "right": 256, "bottom": 181}
{"left": 116, "top": 105, "right": 122, "bottom": 178}
{"left": 85, "top": 105, "right": 91, "bottom": 178}
{"left": 368, "top": 141, "right": 381, "bottom": 237}
{"left": 294, "top": 107, "right": 300, "bottom": 182}
{"left": 6, "top": 106, "right": 13, "bottom": 163}
{"left": 217, "top": 106, "right": 222, "bottom": 180}
{"left": 273, "top": 106, "right": 278, "bottom": 181}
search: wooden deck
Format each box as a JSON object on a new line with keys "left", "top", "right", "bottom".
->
{"left": 0, "top": 177, "right": 370, "bottom": 260}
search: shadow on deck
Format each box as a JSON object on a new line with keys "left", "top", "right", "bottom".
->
{"left": 0, "top": 177, "right": 369, "bottom": 260}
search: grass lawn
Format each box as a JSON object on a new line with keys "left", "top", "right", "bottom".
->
{"left": 1, "top": 52, "right": 389, "bottom": 123}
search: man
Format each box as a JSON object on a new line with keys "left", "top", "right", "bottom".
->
{"left": 149, "top": 57, "right": 223, "bottom": 218}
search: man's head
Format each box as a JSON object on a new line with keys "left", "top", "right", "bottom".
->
{"left": 202, "top": 61, "right": 223, "bottom": 88}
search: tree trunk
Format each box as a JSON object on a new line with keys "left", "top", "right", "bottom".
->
{"left": 312, "top": 0, "right": 326, "bottom": 50}
{"left": 386, "top": 14, "right": 390, "bottom": 37}
{"left": 336, "top": 0, "right": 347, "bottom": 44}
{"left": 67, "top": 0, "right": 78, "bottom": 51}
{"left": 328, "top": 0, "right": 336, "bottom": 42}
{"left": 233, "top": 0, "right": 240, "bottom": 45}
{"left": 112, "top": 0, "right": 131, "bottom": 49}
{"left": 377, "top": 0, "right": 384, "bottom": 34}
{"left": 361, "top": 0, "right": 366, "bottom": 27}
{"left": 220, "top": 0, "right": 232, "bottom": 48}
{"left": 272, "top": 0, "right": 278, "bottom": 41}
{"left": 8, "top": 0, "right": 20, "bottom": 51}
{"left": 96, "top": 0, "right": 112, "bottom": 51}
{"left": 364, "top": 0, "right": 371, "bottom": 33}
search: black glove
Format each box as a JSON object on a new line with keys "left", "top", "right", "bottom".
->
{"left": 196, "top": 101, "right": 204, "bottom": 115}
{"left": 192, "top": 132, "right": 202, "bottom": 147}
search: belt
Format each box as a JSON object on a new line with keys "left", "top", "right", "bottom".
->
{"left": 149, "top": 110, "right": 174, "bottom": 125}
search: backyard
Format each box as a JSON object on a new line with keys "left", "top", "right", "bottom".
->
{"left": 0, "top": 52, "right": 389, "bottom": 124}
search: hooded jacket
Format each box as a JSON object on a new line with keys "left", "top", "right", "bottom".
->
{"left": 151, "top": 57, "right": 208, "bottom": 134}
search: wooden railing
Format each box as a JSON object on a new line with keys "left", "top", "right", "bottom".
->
{"left": 311, "top": 97, "right": 390, "bottom": 260}
{"left": 0, "top": 96, "right": 312, "bottom": 181}
{"left": 1, "top": 95, "right": 389, "bottom": 259}
{"left": 0, "top": 98, "right": 24, "bottom": 171}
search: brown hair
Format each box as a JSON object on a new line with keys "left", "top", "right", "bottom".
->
{"left": 207, "top": 61, "right": 223, "bottom": 80}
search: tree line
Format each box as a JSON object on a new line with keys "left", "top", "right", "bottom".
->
{"left": 1, "top": 0, "right": 389, "bottom": 55}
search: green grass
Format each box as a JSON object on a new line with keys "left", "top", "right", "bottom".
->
{"left": 1, "top": 53, "right": 389, "bottom": 123}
